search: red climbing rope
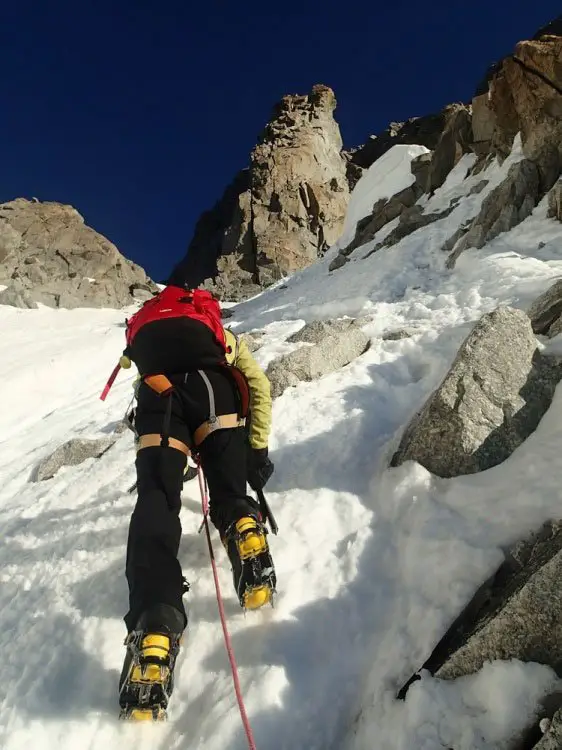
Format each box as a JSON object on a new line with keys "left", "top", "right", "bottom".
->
{"left": 196, "top": 464, "right": 258, "bottom": 750}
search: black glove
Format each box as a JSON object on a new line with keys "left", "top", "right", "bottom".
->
{"left": 247, "top": 447, "right": 274, "bottom": 492}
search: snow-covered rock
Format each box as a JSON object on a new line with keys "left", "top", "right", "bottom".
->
{"left": 547, "top": 177, "right": 562, "bottom": 222}
{"left": 33, "top": 437, "right": 117, "bottom": 481}
{"left": 335, "top": 143, "right": 430, "bottom": 252}
{"left": 266, "top": 326, "right": 370, "bottom": 397}
{"left": 436, "top": 520, "right": 562, "bottom": 681}
{"left": 287, "top": 317, "right": 366, "bottom": 344}
{"left": 425, "top": 103, "right": 473, "bottom": 193}
{"left": 391, "top": 306, "right": 562, "bottom": 477}
{"left": 528, "top": 278, "right": 562, "bottom": 336}
{"left": 447, "top": 159, "right": 540, "bottom": 267}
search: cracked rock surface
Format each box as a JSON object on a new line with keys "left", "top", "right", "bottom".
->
{"left": 391, "top": 306, "right": 562, "bottom": 477}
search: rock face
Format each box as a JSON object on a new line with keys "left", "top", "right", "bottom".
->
{"left": 347, "top": 104, "right": 472, "bottom": 197}
{"left": 425, "top": 104, "right": 473, "bottom": 193}
{"left": 329, "top": 153, "right": 460, "bottom": 271}
{"left": 0, "top": 199, "right": 156, "bottom": 308}
{"left": 0, "top": 281, "right": 38, "bottom": 309}
{"left": 535, "top": 709, "right": 562, "bottom": 749}
{"left": 410, "top": 152, "right": 433, "bottom": 191}
{"left": 266, "top": 324, "right": 370, "bottom": 398}
{"left": 446, "top": 159, "right": 540, "bottom": 267}
{"left": 33, "top": 437, "right": 116, "bottom": 481}
{"left": 171, "top": 85, "right": 350, "bottom": 300}
{"left": 239, "top": 331, "right": 264, "bottom": 353}
{"left": 371, "top": 203, "right": 455, "bottom": 255}
{"left": 471, "top": 92, "right": 496, "bottom": 154}
{"left": 533, "top": 15, "right": 562, "bottom": 39}
{"left": 398, "top": 520, "right": 562, "bottom": 731}
{"left": 171, "top": 170, "right": 254, "bottom": 301}
{"left": 481, "top": 32, "right": 562, "bottom": 189}
{"left": 332, "top": 184, "right": 423, "bottom": 267}
{"left": 437, "top": 524, "right": 562, "bottom": 682}
{"left": 528, "top": 278, "right": 562, "bottom": 336}
{"left": 391, "top": 307, "right": 562, "bottom": 478}
{"left": 547, "top": 178, "right": 562, "bottom": 222}
{"left": 415, "top": 519, "right": 562, "bottom": 749}
{"left": 348, "top": 112, "right": 446, "bottom": 170}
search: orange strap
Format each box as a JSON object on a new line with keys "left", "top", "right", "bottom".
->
{"left": 137, "top": 434, "right": 190, "bottom": 455}
{"left": 144, "top": 374, "right": 174, "bottom": 396}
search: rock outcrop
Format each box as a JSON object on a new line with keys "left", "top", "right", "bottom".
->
{"left": 398, "top": 520, "right": 562, "bottom": 744}
{"left": 364, "top": 203, "right": 456, "bottom": 260}
{"left": 287, "top": 317, "right": 368, "bottom": 344}
{"left": 446, "top": 159, "right": 540, "bottom": 267}
{"left": 168, "top": 18, "right": 562, "bottom": 304}
{"left": 391, "top": 307, "right": 562, "bottom": 477}
{"left": 33, "top": 437, "right": 116, "bottom": 481}
{"left": 528, "top": 278, "right": 562, "bottom": 336}
{"left": 474, "top": 27, "right": 562, "bottom": 191}
{"left": 239, "top": 331, "right": 264, "bottom": 353}
{"left": 329, "top": 142, "right": 464, "bottom": 271}
{"left": 535, "top": 709, "right": 562, "bottom": 749}
{"left": 266, "top": 323, "right": 370, "bottom": 398}
{"left": 0, "top": 282, "right": 38, "bottom": 309}
{"left": 0, "top": 199, "right": 156, "bottom": 308}
{"left": 332, "top": 183, "right": 423, "bottom": 268}
{"left": 436, "top": 521, "right": 562, "bottom": 683}
{"left": 347, "top": 103, "right": 473, "bottom": 198}
{"left": 347, "top": 112, "right": 446, "bottom": 171}
{"left": 547, "top": 177, "right": 562, "bottom": 222}
{"left": 171, "top": 85, "right": 350, "bottom": 300}
{"left": 425, "top": 104, "right": 473, "bottom": 194}
{"left": 471, "top": 90, "right": 496, "bottom": 155}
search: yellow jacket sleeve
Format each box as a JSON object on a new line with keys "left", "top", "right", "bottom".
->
{"left": 226, "top": 330, "right": 272, "bottom": 449}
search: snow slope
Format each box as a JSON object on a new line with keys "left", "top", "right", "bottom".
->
{"left": 2, "top": 142, "right": 562, "bottom": 750}
{"left": 335, "top": 144, "right": 429, "bottom": 251}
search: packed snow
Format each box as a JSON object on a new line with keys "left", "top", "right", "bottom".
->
{"left": 2, "top": 140, "right": 562, "bottom": 750}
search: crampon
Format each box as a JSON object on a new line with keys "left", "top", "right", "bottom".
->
{"left": 226, "top": 516, "right": 277, "bottom": 611}
{"left": 118, "top": 629, "right": 182, "bottom": 721}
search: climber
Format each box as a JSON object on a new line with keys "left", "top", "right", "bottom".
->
{"left": 115, "top": 284, "right": 275, "bottom": 719}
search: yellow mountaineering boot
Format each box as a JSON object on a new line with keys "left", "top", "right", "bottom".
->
{"left": 225, "top": 516, "right": 276, "bottom": 610}
{"left": 119, "top": 604, "right": 185, "bottom": 721}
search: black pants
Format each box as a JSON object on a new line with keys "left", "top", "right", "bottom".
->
{"left": 124, "top": 369, "right": 260, "bottom": 632}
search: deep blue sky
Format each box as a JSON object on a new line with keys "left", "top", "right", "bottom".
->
{"left": 1, "top": 2, "right": 559, "bottom": 282}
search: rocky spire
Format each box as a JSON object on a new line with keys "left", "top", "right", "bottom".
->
{"left": 170, "top": 85, "right": 350, "bottom": 301}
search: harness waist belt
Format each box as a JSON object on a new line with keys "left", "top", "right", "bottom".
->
{"left": 193, "top": 413, "right": 246, "bottom": 446}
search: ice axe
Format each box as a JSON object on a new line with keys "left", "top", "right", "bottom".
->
{"left": 256, "top": 488, "right": 278, "bottom": 535}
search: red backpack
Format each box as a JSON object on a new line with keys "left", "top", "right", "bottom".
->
{"left": 100, "top": 287, "right": 227, "bottom": 401}
{"left": 125, "top": 286, "right": 226, "bottom": 350}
